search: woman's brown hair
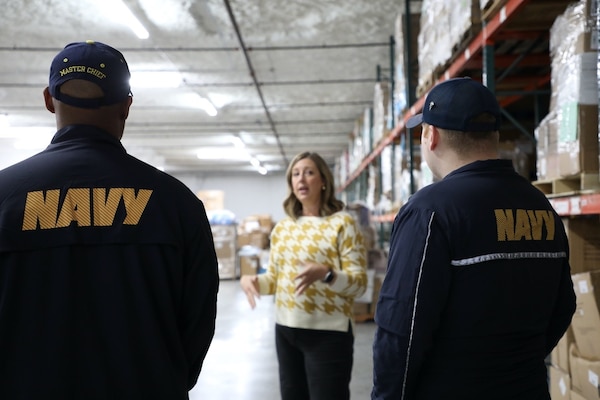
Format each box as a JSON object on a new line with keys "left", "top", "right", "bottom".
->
{"left": 283, "top": 151, "right": 345, "bottom": 219}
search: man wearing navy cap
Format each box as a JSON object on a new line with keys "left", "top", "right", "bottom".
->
{"left": 371, "top": 78, "right": 576, "bottom": 399}
{"left": 0, "top": 41, "right": 219, "bottom": 399}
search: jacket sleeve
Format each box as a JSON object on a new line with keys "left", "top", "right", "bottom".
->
{"left": 182, "top": 207, "right": 220, "bottom": 390}
{"left": 372, "top": 208, "right": 452, "bottom": 399}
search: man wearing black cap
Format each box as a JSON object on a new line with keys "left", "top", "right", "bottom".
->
{"left": 371, "top": 77, "right": 576, "bottom": 399}
{"left": 0, "top": 41, "right": 219, "bottom": 398}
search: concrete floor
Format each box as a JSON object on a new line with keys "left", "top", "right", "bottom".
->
{"left": 190, "top": 279, "right": 377, "bottom": 400}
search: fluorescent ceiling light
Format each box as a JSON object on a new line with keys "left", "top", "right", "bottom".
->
{"left": 196, "top": 147, "right": 249, "bottom": 160}
{"left": 196, "top": 98, "right": 218, "bottom": 117}
{"left": 7, "top": 127, "right": 55, "bottom": 149}
{"left": 208, "top": 93, "right": 233, "bottom": 108}
{"left": 0, "top": 126, "right": 54, "bottom": 139}
{"left": 230, "top": 136, "right": 245, "bottom": 149}
{"left": 196, "top": 137, "right": 268, "bottom": 175}
{"left": 100, "top": 0, "right": 149, "bottom": 39}
{"left": 130, "top": 71, "right": 182, "bottom": 88}
{"left": 181, "top": 93, "right": 218, "bottom": 117}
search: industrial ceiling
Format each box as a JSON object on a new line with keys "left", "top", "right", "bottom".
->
{"left": 0, "top": 0, "right": 404, "bottom": 176}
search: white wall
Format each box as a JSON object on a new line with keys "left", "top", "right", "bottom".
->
{"left": 174, "top": 171, "right": 289, "bottom": 223}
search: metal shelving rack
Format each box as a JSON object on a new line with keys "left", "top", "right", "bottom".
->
{"left": 339, "top": 0, "right": 583, "bottom": 223}
{"left": 544, "top": 0, "right": 600, "bottom": 216}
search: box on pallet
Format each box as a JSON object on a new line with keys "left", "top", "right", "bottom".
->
{"left": 571, "top": 270, "right": 600, "bottom": 360}
{"left": 196, "top": 190, "right": 224, "bottom": 211}
{"left": 549, "top": 364, "right": 571, "bottom": 400}
{"left": 569, "top": 343, "right": 600, "bottom": 400}
{"left": 552, "top": 326, "right": 575, "bottom": 374}
{"left": 562, "top": 217, "right": 600, "bottom": 275}
{"left": 240, "top": 256, "right": 260, "bottom": 276}
{"left": 571, "top": 389, "right": 586, "bottom": 400}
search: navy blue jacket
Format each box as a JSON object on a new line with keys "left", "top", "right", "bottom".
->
{"left": 372, "top": 159, "right": 576, "bottom": 400}
{"left": 0, "top": 125, "right": 219, "bottom": 399}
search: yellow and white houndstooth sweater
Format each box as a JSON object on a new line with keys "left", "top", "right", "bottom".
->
{"left": 257, "top": 211, "right": 367, "bottom": 333}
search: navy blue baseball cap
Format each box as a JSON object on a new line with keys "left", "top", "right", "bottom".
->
{"left": 406, "top": 77, "right": 501, "bottom": 132}
{"left": 49, "top": 40, "right": 131, "bottom": 108}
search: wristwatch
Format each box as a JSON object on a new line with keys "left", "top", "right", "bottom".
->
{"left": 322, "top": 268, "right": 335, "bottom": 284}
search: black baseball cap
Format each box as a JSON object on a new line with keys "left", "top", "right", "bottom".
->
{"left": 48, "top": 40, "right": 132, "bottom": 108}
{"left": 406, "top": 77, "right": 501, "bottom": 132}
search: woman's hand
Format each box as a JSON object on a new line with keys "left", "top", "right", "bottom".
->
{"left": 295, "top": 261, "right": 332, "bottom": 296}
{"left": 240, "top": 275, "right": 260, "bottom": 309}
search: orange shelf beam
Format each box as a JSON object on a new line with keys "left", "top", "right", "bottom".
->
{"left": 549, "top": 194, "right": 600, "bottom": 216}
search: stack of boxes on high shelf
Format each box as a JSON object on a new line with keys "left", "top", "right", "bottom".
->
{"left": 335, "top": 0, "right": 492, "bottom": 217}
{"left": 540, "top": 2, "right": 600, "bottom": 399}
{"left": 335, "top": 0, "right": 582, "bottom": 217}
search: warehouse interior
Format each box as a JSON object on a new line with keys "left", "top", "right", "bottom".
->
{"left": 2, "top": 0, "right": 600, "bottom": 399}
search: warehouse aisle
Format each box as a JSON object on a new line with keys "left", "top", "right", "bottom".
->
{"left": 189, "top": 279, "right": 377, "bottom": 400}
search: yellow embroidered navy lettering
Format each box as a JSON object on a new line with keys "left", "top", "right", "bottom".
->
{"left": 495, "top": 209, "right": 514, "bottom": 241}
{"left": 93, "top": 188, "right": 122, "bottom": 226}
{"left": 494, "top": 209, "right": 555, "bottom": 242}
{"left": 56, "top": 188, "right": 91, "bottom": 228}
{"left": 22, "top": 190, "right": 60, "bottom": 230}
{"left": 122, "top": 188, "right": 152, "bottom": 224}
{"left": 21, "top": 188, "right": 153, "bottom": 231}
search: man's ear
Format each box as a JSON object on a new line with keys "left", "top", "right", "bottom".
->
{"left": 429, "top": 125, "right": 440, "bottom": 150}
{"left": 120, "top": 96, "right": 133, "bottom": 120}
{"left": 43, "top": 87, "right": 55, "bottom": 114}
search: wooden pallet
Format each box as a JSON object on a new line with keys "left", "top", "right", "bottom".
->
{"left": 416, "top": 60, "right": 450, "bottom": 98}
{"left": 533, "top": 173, "right": 600, "bottom": 196}
{"left": 451, "top": 24, "right": 482, "bottom": 61}
{"left": 416, "top": 72, "right": 436, "bottom": 98}
{"left": 481, "top": 0, "right": 508, "bottom": 22}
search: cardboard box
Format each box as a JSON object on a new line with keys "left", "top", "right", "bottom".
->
{"left": 217, "top": 259, "right": 236, "bottom": 280}
{"left": 240, "top": 255, "right": 260, "bottom": 276}
{"left": 214, "top": 239, "right": 236, "bottom": 260}
{"left": 549, "top": 365, "right": 571, "bottom": 400}
{"left": 552, "top": 326, "right": 575, "bottom": 373}
{"left": 557, "top": 103, "right": 599, "bottom": 177}
{"left": 569, "top": 344, "right": 600, "bottom": 400}
{"left": 196, "top": 190, "right": 225, "bottom": 211}
{"left": 571, "top": 270, "right": 600, "bottom": 359}
{"left": 211, "top": 224, "right": 236, "bottom": 240}
{"left": 236, "top": 233, "right": 251, "bottom": 248}
{"left": 570, "top": 389, "right": 586, "bottom": 400}
{"left": 562, "top": 217, "right": 600, "bottom": 275}
{"left": 249, "top": 231, "right": 269, "bottom": 249}
{"left": 535, "top": 111, "right": 560, "bottom": 180}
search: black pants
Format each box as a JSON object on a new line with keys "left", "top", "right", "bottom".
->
{"left": 275, "top": 323, "right": 354, "bottom": 400}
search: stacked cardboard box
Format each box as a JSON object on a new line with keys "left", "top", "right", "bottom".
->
{"left": 211, "top": 224, "right": 237, "bottom": 279}
{"left": 537, "top": 0, "right": 599, "bottom": 182}
{"left": 393, "top": 11, "right": 420, "bottom": 124}
{"left": 550, "top": 216, "right": 600, "bottom": 399}
{"left": 237, "top": 214, "right": 274, "bottom": 277}
{"left": 416, "top": 0, "right": 481, "bottom": 95}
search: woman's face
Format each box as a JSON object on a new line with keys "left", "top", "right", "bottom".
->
{"left": 291, "top": 157, "right": 324, "bottom": 207}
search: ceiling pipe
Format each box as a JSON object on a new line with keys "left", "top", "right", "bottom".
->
{"left": 0, "top": 42, "right": 388, "bottom": 53}
{"left": 223, "top": 0, "right": 288, "bottom": 166}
